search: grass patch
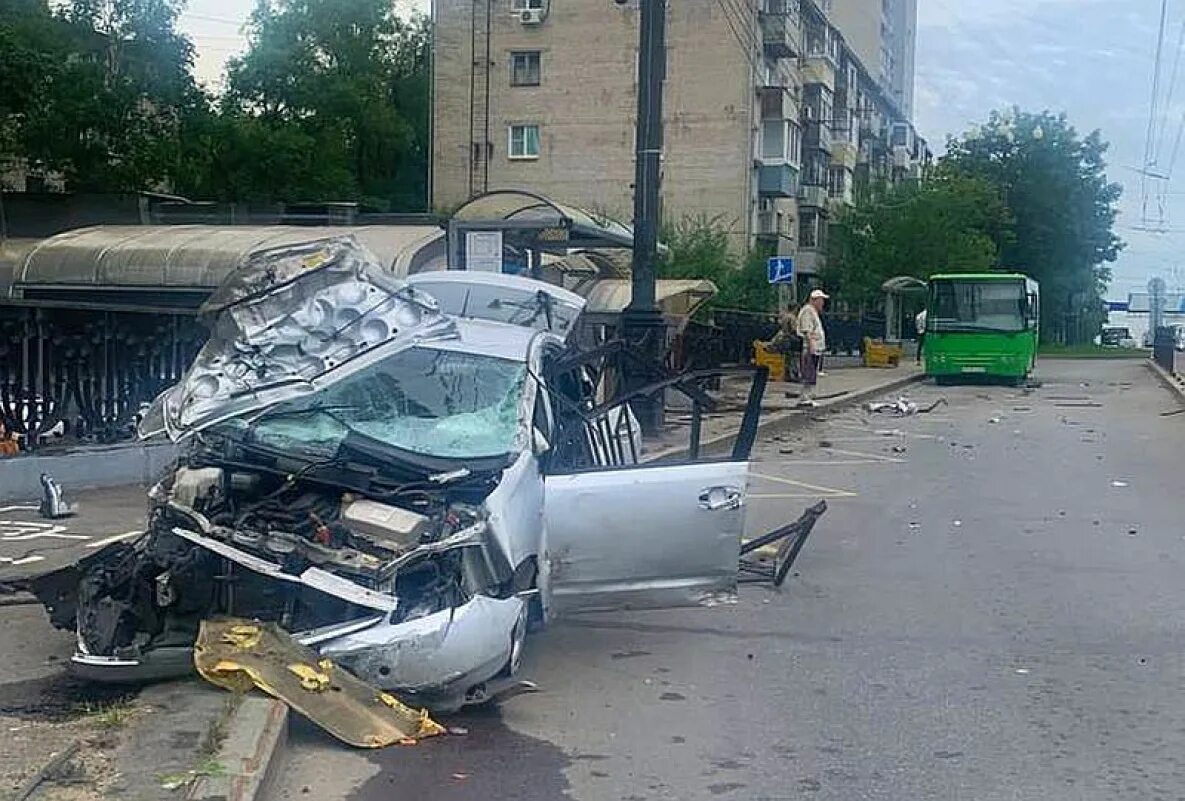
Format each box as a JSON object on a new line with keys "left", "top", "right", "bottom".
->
{"left": 1039, "top": 344, "right": 1150, "bottom": 359}
{"left": 199, "top": 694, "right": 242, "bottom": 758}
{"left": 159, "top": 759, "right": 227, "bottom": 792}
{"left": 78, "top": 698, "right": 138, "bottom": 730}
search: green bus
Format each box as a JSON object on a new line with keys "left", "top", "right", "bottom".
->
{"left": 923, "top": 273, "right": 1040, "bottom": 383}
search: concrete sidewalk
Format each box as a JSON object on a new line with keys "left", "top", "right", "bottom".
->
{"left": 0, "top": 440, "right": 176, "bottom": 503}
{"left": 646, "top": 362, "right": 925, "bottom": 461}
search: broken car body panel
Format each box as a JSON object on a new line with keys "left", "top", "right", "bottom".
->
{"left": 194, "top": 619, "right": 445, "bottom": 748}
{"left": 139, "top": 237, "right": 454, "bottom": 440}
{"left": 542, "top": 461, "right": 748, "bottom": 615}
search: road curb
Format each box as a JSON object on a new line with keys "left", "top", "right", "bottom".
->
{"left": 188, "top": 695, "right": 289, "bottom": 801}
{"left": 645, "top": 369, "right": 926, "bottom": 463}
{"left": 1145, "top": 358, "right": 1185, "bottom": 407}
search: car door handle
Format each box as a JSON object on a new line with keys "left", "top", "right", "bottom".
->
{"left": 699, "top": 486, "right": 744, "bottom": 511}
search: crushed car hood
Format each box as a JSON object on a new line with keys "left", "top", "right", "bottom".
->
{"left": 140, "top": 237, "right": 456, "bottom": 440}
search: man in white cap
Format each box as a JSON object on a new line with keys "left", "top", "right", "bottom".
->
{"left": 796, "top": 289, "right": 829, "bottom": 406}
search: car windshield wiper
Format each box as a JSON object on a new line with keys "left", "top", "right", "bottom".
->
{"left": 249, "top": 404, "right": 362, "bottom": 426}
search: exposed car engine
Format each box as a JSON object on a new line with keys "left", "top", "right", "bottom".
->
{"left": 61, "top": 461, "right": 498, "bottom": 664}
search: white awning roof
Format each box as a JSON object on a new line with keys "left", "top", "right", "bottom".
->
{"left": 580, "top": 279, "right": 717, "bottom": 317}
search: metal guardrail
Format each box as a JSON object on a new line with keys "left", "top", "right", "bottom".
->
{"left": 0, "top": 306, "right": 204, "bottom": 448}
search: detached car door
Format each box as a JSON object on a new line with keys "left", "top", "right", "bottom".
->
{"left": 542, "top": 460, "right": 748, "bottom": 615}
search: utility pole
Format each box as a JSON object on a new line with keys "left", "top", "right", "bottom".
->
{"left": 622, "top": 0, "right": 667, "bottom": 434}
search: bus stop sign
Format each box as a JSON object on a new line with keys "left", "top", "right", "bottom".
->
{"left": 768, "top": 257, "right": 794, "bottom": 285}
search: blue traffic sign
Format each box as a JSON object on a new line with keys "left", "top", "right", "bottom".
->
{"left": 767, "top": 257, "right": 794, "bottom": 285}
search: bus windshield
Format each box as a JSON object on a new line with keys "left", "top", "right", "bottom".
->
{"left": 930, "top": 280, "right": 1027, "bottom": 334}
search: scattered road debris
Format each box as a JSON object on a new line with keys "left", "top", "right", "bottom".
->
{"left": 195, "top": 619, "right": 445, "bottom": 748}
{"left": 13, "top": 739, "right": 82, "bottom": 801}
{"left": 38, "top": 474, "right": 76, "bottom": 520}
{"left": 989, "top": 417, "right": 1001, "bottom": 424}
{"left": 1160, "top": 408, "right": 1185, "bottom": 417}
{"left": 1111, "top": 480, "right": 1129, "bottom": 488}
{"left": 868, "top": 397, "right": 918, "bottom": 416}
{"left": 739, "top": 502, "right": 828, "bottom": 587}
{"left": 1054, "top": 402, "right": 1103, "bottom": 409}
{"left": 875, "top": 429, "right": 906, "bottom": 437}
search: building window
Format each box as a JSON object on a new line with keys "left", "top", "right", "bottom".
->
{"left": 510, "top": 51, "right": 541, "bottom": 86}
{"left": 800, "top": 210, "right": 818, "bottom": 248}
{"left": 828, "top": 167, "right": 847, "bottom": 198}
{"left": 509, "top": 124, "right": 541, "bottom": 159}
{"left": 512, "top": 0, "right": 543, "bottom": 9}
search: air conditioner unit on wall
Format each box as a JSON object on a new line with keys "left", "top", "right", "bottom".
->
{"left": 520, "top": 9, "right": 543, "bottom": 24}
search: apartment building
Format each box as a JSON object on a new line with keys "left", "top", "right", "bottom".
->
{"left": 431, "top": 0, "right": 928, "bottom": 290}
{"left": 829, "top": 0, "right": 916, "bottom": 118}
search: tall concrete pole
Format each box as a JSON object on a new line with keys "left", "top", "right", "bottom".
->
{"left": 623, "top": 0, "right": 667, "bottom": 434}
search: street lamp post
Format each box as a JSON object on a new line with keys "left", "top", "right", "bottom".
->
{"left": 622, "top": 0, "right": 667, "bottom": 435}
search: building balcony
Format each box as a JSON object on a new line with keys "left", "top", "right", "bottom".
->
{"left": 799, "top": 182, "right": 828, "bottom": 208}
{"left": 758, "top": 163, "right": 800, "bottom": 198}
{"left": 831, "top": 138, "right": 858, "bottom": 169}
{"left": 755, "top": 212, "right": 795, "bottom": 255}
{"left": 892, "top": 144, "right": 913, "bottom": 169}
{"left": 759, "top": 11, "right": 799, "bottom": 60}
{"left": 803, "top": 120, "right": 832, "bottom": 153}
{"left": 758, "top": 84, "right": 797, "bottom": 120}
{"left": 800, "top": 54, "right": 836, "bottom": 90}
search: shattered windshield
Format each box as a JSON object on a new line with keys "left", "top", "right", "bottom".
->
{"left": 930, "top": 280, "right": 1027, "bottom": 334}
{"left": 216, "top": 346, "right": 528, "bottom": 461}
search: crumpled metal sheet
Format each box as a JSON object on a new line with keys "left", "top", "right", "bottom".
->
{"left": 194, "top": 619, "right": 445, "bottom": 748}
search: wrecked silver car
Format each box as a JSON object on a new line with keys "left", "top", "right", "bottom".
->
{"left": 30, "top": 237, "right": 817, "bottom": 712}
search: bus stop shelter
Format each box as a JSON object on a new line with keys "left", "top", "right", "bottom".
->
{"left": 881, "top": 276, "right": 928, "bottom": 341}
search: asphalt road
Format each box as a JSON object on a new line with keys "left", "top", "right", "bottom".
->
{"left": 267, "top": 359, "right": 1185, "bottom": 801}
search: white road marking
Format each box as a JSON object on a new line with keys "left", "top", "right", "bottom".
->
{"left": 749, "top": 471, "right": 858, "bottom": 497}
{"left": 0, "top": 505, "right": 39, "bottom": 513}
{"left": 0, "top": 520, "right": 88, "bottom": 541}
{"left": 0, "top": 555, "right": 46, "bottom": 566}
{"left": 84, "top": 530, "right": 143, "bottom": 549}
{"left": 822, "top": 446, "right": 905, "bottom": 464}
{"left": 749, "top": 493, "right": 855, "bottom": 500}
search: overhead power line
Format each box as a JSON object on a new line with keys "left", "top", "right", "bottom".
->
{"left": 1154, "top": 18, "right": 1185, "bottom": 167}
{"left": 1141, "top": 0, "right": 1171, "bottom": 226}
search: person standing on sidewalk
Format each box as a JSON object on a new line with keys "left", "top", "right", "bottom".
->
{"left": 796, "top": 289, "right": 828, "bottom": 406}
{"left": 915, "top": 307, "right": 928, "bottom": 364}
{"left": 766, "top": 307, "right": 803, "bottom": 382}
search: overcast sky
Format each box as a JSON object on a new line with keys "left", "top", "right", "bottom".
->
{"left": 179, "top": 0, "right": 1180, "bottom": 300}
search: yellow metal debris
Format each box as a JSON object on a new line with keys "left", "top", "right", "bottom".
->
{"left": 194, "top": 619, "right": 445, "bottom": 748}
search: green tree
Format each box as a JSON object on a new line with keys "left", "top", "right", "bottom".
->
{"left": 658, "top": 217, "right": 776, "bottom": 315}
{"left": 218, "top": 0, "right": 431, "bottom": 209}
{"left": 12, "top": 0, "right": 201, "bottom": 191}
{"left": 942, "top": 109, "right": 1123, "bottom": 343}
{"left": 0, "top": 0, "right": 65, "bottom": 156}
{"left": 824, "top": 174, "right": 1012, "bottom": 307}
